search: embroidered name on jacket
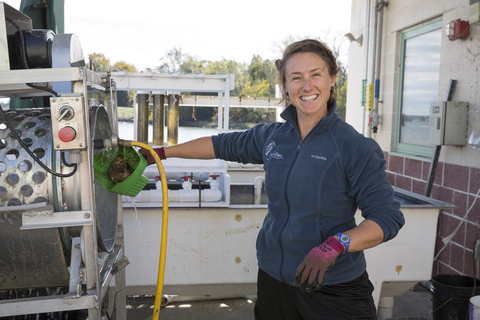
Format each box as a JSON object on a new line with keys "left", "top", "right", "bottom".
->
{"left": 265, "top": 141, "right": 283, "bottom": 160}
{"left": 311, "top": 155, "right": 327, "bottom": 160}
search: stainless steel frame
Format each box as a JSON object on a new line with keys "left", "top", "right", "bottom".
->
{"left": 0, "top": 67, "right": 127, "bottom": 320}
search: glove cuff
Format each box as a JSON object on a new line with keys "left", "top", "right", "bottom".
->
{"left": 325, "top": 236, "right": 345, "bottom": 254}
{"left": 155, "top": 147, "right": 166, "bottom": 160}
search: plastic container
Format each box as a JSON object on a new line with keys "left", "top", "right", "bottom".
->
{"left": 430, "top": 274, "right": 480, "bottom": 320}
{"left": 470, "top": 295, "right": 480, "bottom": 319}
{"left": 94, "top": 147, "right": 148, "bottom": 197}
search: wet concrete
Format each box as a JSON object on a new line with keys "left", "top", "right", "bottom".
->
{"left": 126, "top": 284, "right": 434, "bottom": 320}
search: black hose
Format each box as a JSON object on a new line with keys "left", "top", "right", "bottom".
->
{"left": 61, "top": 151, "right": 76, "bottom": 168}
{"left": 473, "top": 227, "right": 480, "bottom": 296}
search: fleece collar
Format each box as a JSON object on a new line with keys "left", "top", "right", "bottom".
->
{"left": 280, "top": 101, "right": 338, "bottom": 134}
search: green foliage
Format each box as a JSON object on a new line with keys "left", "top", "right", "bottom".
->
{"left": 113, "top": 61, "right": 137, "bottom": 72}
{"left": 88, "top": 52, "right": 111, "bottom": 71}
{"left": 336, "top": 79, "right": 347, "bottom": 120}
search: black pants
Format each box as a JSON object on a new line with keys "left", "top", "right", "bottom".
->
{"left": 254, "top": 268, "right": 377, "bottom": 320}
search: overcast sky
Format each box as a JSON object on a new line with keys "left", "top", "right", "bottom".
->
{"left": 5, "top": 0, "right": 352, "bottom": 71}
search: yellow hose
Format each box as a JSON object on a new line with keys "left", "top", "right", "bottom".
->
{"left": 129, "top": 141, "right": 169, "bottom": 320}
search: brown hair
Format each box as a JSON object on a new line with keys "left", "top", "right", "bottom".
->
{"left": 275, "top": 39, "right": 339, "bottom": 108}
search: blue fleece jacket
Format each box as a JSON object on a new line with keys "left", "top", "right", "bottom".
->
{"left": 212, "top": 102, "right": 404, "bottom": 286}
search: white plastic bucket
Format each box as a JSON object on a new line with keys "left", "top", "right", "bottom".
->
{"left": 469, "top": 295, "right": 480, "bottom": 320}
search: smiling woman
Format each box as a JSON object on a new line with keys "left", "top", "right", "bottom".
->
{"left": 284, "top": 52, "right": 336, "bottom": 139}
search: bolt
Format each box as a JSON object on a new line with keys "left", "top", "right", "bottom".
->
{"left": 84, "top": 212, "right": 90, "bottom": 219}
{"left": 76, "top": 98, "right": 79, "bottom": 101}
{"left": 56, "top": 144, "right": 60, "bottom": 148}
{"left": 117, "top": 224, "right": 123, "bottom": 229}
{"left": 52, "top": 99, "right": 56, "bottom": 102}
{"left": 75, "top": 244, "right": 80, "bottom": 249}
{"left": 79, "top": 143, "right": 83, "bottom": 147}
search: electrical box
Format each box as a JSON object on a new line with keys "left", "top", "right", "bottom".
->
{"left": 50, "top": 96, "right": 88, "bottom": 150}
{"left": 429, "top": 101, "right": 469, "bottom": 146}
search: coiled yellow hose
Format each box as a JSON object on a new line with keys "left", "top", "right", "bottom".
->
{"left": 129, "top": 141, "right": 169, "bottom": 320}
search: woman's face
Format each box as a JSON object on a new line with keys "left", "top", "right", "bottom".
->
{"left": 284, "top": 52, "right": 336, "bottom": 122}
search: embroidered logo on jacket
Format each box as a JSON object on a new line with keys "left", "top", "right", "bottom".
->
{"left": 311, "top": 155, "right": 327, "bottom": 160}
{"left": 265, "top": 141, "right": 283, "bottom": 160}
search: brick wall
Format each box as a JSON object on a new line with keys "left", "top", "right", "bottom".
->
{"left": 385, "top": 152, "right": 480, "bottom": 278}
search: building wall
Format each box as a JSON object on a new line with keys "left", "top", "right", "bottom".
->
{"left": 346, "top": 0, "right": 480, "bottom": 278}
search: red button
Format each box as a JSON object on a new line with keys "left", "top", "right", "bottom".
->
{"left": 58, "top": 126, "right": 76, "bottom": 142}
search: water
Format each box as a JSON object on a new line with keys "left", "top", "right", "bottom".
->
{"left": 117, "top": 122, "right": 226, "bottom": 144}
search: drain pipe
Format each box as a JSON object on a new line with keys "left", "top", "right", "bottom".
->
{"left": 254, "top": 176, "right": 264, "bottom": 205}
{"left": 360, "top": 0, "right": 371, "bottom": 135}
{"left": 371, "top": 1, "right": 388, "bottom": 134}
{"left": 365, "top": 0, "right": 378, "bottom": 137}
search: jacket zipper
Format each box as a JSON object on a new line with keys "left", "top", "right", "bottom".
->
{"left": 278, "top": 140, "right": 303, "bottom": 283}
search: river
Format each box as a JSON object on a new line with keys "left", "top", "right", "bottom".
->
{"left": 117, "top": 122, "right": 244, "bottom": 144}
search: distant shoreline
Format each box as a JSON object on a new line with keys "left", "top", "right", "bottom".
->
{"left": 117, "top": 117, "right": 256, "bottom": 130}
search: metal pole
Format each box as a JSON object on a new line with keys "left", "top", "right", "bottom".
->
{"left": 365, "top": 0, "right": 378, "bottom": 137}
{"left": 167, "top": 93, "right": 179, "bottom": 145}
{"left": 371, "top": 1, "right": 387, "bottom": 134}
{"left": 217, "top": 93, "right": 223, "bottom": 133}
{"left": 224, "top": 76, "right": 230, "bottom": 133}
{"left": 136, "top": 93, "right": 149, "bottom": 143}
{"left": 152, "top": 94, "right": 165, "bottom": 146}
{"left": 360, "top": 0, "right": 371, "bottom": 135}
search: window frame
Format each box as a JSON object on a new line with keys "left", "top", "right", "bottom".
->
{"left": 395, "top": 19, "right": 443, "bottom": 158}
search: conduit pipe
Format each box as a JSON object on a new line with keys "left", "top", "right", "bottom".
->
{"left": 365, "top": 0, "right": 378, "bottom": 137}
{"left": 167, "top": 93, "right": 180, "bottom": 145}
{"left": 152, "top": 93, "right": 165, "bottom": 145}
{"left": 254, "top": 176, "right": 264, "bottom": 205}
{"left": 125, "top": 178, "right": 222, "bottom": 203}
{"left": 142, "top": 171, "right": 211, "bottom": 182}
{"left": 360, "top": 0, "right": 371, "bottom": 135}
{"left": 371, "top": 1, "right": 387, "bottom": 134}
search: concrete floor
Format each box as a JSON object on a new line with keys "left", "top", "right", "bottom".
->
{"left": 126, "top": 284, "right": 434, "bottom": 320}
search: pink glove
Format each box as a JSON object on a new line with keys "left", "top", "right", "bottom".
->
{"left": 294, "top": 236, "right": 345, "bottom": 292}
{"left": 139, "top": 147, "right": 166, "bottom": 165}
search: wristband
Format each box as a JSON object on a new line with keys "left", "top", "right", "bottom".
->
{"left": 335, "top": 232, "right": 350, "bottom": 253}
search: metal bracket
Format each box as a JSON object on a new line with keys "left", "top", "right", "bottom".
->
{"left": 111, "top": 257, "right": 130, "bottom": 276}
{"left": 21, "top": 209, "right": 93, "bottom": 229}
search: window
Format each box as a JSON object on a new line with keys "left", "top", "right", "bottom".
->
{"left": 396, "top": 20, "right": 442, "bottom": 157}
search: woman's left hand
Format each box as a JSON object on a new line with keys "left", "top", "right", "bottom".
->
{"left": 294, "top": 236, "right": 345, "bottom": 292}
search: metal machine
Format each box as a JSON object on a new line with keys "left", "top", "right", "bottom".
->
{"left": 0, "top": 2, "right": 127, "bottom": 319}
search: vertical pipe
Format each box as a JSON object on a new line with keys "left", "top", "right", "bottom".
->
{"left": 217, "top": 93, "right": 223, "bottom": 133}
{"left": 360, "top": 0, "right": 371, "bottom": 135}
{"left": 365, "top": 0, "right": 378, "bottom": 137}
{"left": 136, "top": 93, "right": 149, "bottom": 143}
{"left": 152, "top": 94, "right": 165, "bottom": 146}
{"left": 224, "top": 76, "right": 230, "bottom": 133}
{"left": 372, "top": 1, "right": 386, "bottom": 134}
{"left": 167, "top": 93, "right": 179, "bottom": 145}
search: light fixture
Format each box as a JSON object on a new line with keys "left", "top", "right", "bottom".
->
{"left": 344, "top": 33, "right": 363, "bottom": 46}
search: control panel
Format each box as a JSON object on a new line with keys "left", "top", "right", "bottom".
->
{"left": 429, "top": 101, "right": 469, "bottom": 146}
{"left": 50, "top": 96, "right": 87, "bottom": 150}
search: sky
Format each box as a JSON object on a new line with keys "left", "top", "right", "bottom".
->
{"left": 4, "top": 0, "right": 352, "bottom": 72}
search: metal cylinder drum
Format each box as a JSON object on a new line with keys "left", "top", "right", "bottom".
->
{"left": 0, "top": 106, "right": 119, "bottom": 290}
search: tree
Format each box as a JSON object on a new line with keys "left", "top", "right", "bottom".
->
{"left": 158, "top": 47, "right": 184, "bottom": 73}
{"left": 113, "top": 61, "right": 137, "bottom": 72}
{"left": 336, "top": 79, "right": 347, "bottom": 120}
{"left": 88, "top": 52, "right": 111, "bottom": 71}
